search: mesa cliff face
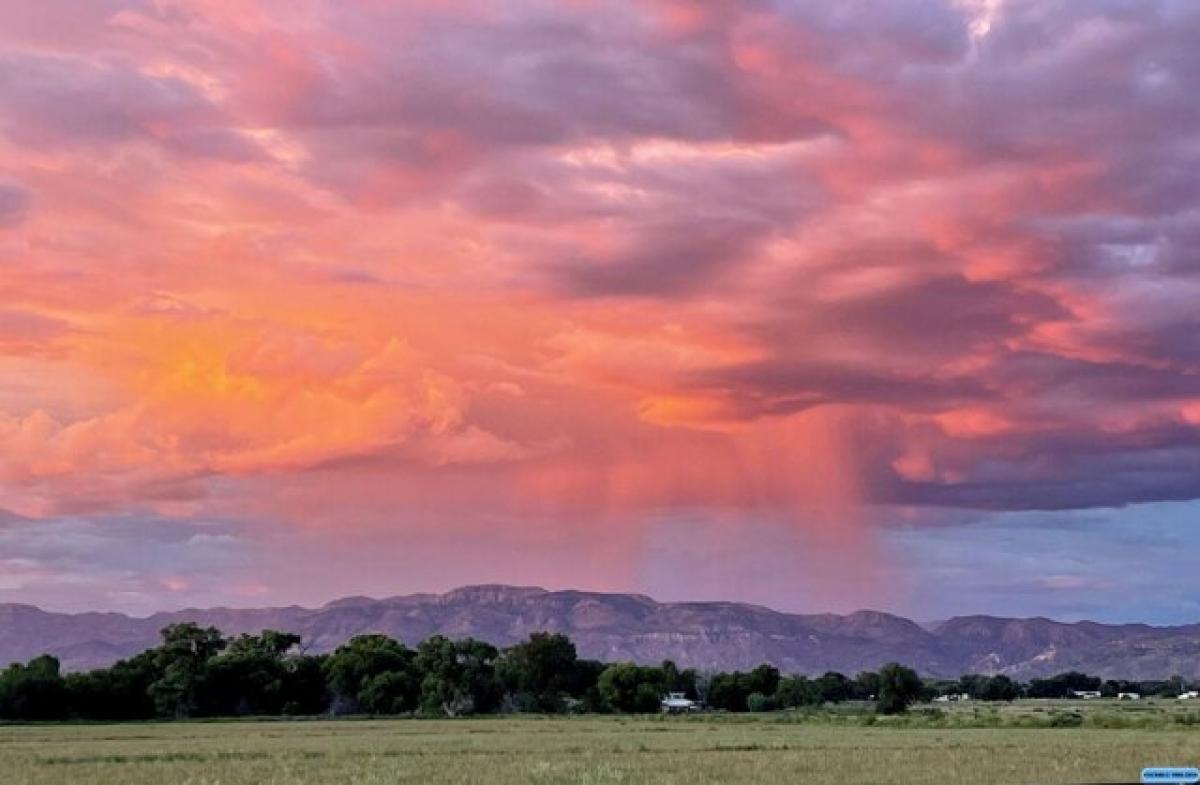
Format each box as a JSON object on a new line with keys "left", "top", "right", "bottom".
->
{"left": 4, "top": 585, "right": 1198, "bottom": 679}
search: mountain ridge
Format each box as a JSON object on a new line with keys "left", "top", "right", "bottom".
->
{"left": 3, "top": 585, "right": 1198, "bottom": 680}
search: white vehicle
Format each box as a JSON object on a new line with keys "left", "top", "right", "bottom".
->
{"left": 1177, "top": 691, "right": 1199, "bottom": 700}
{"left": 660, "top": 692, "right": 699, "bottom": 713}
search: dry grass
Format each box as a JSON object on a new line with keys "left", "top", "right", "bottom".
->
{"left": 2, "top": 709, "right": 1197, "bottom": 784}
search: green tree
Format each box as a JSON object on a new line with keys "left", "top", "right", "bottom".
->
{"left": 0, "top": 655, "right": 67, "bottom": 720}
{"left": 65, "top": 651, "right": 159, "bottom": 720}
{"left": 659, "top": 660, "right": 699, "bottom": 699}
{"left": 359, "top": 671, "right": 417, "bottom": 714}
{"left": 875, "top": 663, "right": 922, "bottom": 715}
{"left": 979, "top": 674, "right": 1020, "bottom": 702}
{"left": 814, "top": 671, "right": 854, "bottom": 703}
{"left": 596, "top": 663, "right": 666, "bottom": 713}
{"left": 149, "top": 623, "right": 227, "bottom": 718}
{"left": 1163, "top": 675, "right": 1187, "bottom": 697}
{"left": 1027, "top": 671, "right": 1100, "bottom": 699}
{"left": 281, "top": 654, "right": 330, "bottom": 716}
{"left": 567, "top": 659, "right": 609, "bottom": 712}
{"left": 497, "top": 632, "right": 579, "bottom": 712}
{"left": 324, "top": 634, "right": 418, "bottom": 714}
{"left": 415, "top": 636, "right": 501, "bottom": 716}
{"left": 704, "top": 665, "right": 783, "bottom": 712}
{"left": 706, "top": 671, "right": 749, "bottom": 711}
{"left": 854, "top": 671, "right": 882, "bottom": 700}
{"left": 201, "top": 630, "right": 302, "bottom": 716}
{"left": 775, "top": 675, "right": 818, "bottom": 708}
{"left": 747, "top": 664, "right": 781, "bottom": 697}
{"left": 957, "top": 673, "right": 988, "bottom": 699}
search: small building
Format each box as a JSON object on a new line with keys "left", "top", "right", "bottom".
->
{"left": 1071, "top": 690, "right": 1102, "bottom": 700}
{"left": 660, "top": 692, "right": 699, "bottom": 713}
{"left": 1117, "top": 692, "right": 1141, "bottom": 701}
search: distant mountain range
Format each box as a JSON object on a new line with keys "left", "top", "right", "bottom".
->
{"left": 4, "top": 585, "right": 1199, "bottom": 679}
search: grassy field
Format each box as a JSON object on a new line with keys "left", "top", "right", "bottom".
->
{"left": 2, "top": 704, "right": 1198, "bottom": 785}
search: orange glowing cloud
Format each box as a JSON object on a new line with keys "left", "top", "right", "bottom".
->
{"left": 1, "top": 0, "right": 1199, "bottom": 611}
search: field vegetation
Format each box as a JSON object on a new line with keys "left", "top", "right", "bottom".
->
{"left": 3, "top": 710, "right": 1198, "bottom": 785}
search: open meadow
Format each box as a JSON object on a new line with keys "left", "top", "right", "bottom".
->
{"left": 3, "top": 702, "right": 1198, "bottom": 785}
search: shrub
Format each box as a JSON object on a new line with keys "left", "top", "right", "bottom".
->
{"left": 1048, "top": 711, "right": 1084, "bottom": 728}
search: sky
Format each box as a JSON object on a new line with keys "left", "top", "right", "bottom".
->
{"left": 2, "top": 0, "right": 1199, "bottom": 622}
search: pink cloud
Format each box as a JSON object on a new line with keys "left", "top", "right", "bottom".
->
{"left": 0, "top": 0, "right": 1199, "bottom": 607}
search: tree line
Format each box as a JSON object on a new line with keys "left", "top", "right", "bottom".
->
{"left": 0, "top": 624, "right": 1193, "bottom": 721}
{"left": 929, "top": 671, "right": 1196, "bottom": 701}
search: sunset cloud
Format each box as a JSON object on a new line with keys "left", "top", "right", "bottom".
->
{"left": 1, "top": 0, "right": 1198, "bottom": 616}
